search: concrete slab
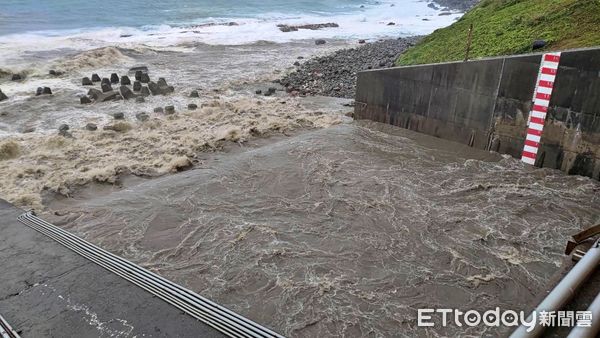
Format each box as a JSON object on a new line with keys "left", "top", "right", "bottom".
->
{"left": 0, "top": 199, "right": 225, "bottom": 337}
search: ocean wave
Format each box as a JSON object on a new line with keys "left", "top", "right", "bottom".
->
{"left": 0, "top": 1, "right": 460, "bottom": 68}
{"left": 51, "top": 46, "right": 133, "bottom": 72}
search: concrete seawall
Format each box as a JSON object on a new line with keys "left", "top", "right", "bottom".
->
{"left": 354, "top": 47, "right": 600, "bottom": 179}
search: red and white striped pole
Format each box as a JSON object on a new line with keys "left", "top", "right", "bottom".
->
{"left": 521, "top": 52, "right": 561, "bottom": 165}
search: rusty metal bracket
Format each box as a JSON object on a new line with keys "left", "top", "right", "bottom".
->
{"left": 565, "top": 223, "right": 600, "bottom": 255}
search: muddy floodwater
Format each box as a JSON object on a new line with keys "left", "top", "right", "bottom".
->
{"left": 47, "top": 121, "right": 600, "bottom": 337}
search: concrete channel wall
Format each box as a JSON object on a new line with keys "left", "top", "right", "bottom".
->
{"left": 354, "top": 48, "right": 600, "bottom": 180}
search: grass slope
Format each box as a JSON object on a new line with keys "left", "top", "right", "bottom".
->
{"left": 397, "top": 0, "right": 600, "bottom": 66}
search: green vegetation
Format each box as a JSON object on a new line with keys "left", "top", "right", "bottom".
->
{"left": 397, "top": 0, "right": 600, "bottom": 66}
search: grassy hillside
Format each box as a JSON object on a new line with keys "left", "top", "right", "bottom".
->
{"left": 397, "top": 0, "right": 600, "bottom": 66}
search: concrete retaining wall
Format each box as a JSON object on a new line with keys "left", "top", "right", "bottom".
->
{"left": 354, "top": 48, "right": 600, "bottom": 179}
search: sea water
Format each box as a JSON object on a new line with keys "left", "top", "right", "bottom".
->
{"left": 0, "top": 0, "right": 459, "bottom": 62}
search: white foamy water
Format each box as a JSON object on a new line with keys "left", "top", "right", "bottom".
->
{"left": 0, "top": 0, "right": 460, "bottom": 69}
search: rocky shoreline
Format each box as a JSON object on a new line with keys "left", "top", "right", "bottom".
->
{"left": 277, "top": 36, "right": 421, "bottom": 99}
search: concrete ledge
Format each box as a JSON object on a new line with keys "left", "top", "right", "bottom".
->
{"left": 0, "top": 199, "right": 224, "bottom": 337}
{"left": 355, "top": 47, "right": 600, "bottom": 180}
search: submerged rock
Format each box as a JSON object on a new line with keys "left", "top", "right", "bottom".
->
{"left": 135, "top": 70, "right": 143, "bottom": 81}
{"left": 121, "top": 75, "right": 131, "bottom": 85}
{"left": 36, "top": 87, "right": 52, "bottom": 96}
{"left": 140, "top": 86, "right": 150, "bottom": 97}
{"left": 153, "top": 107, "right": 164, "bottom": 113}
{"left": 11, "top": 74, "right": 22, "bottom": 81}
{"left": 190, "top": 90, "right": 199, "bottom": 98}
{"left": 136, "top": 112, "right": 149, "bottom": 122}
{"left": 58, "top": 124, "right": 70, "bottom": 137}
{"left": 113, "top": 112, "right": 125, "bottom": 120}
{"left": 135, "top": 97, "right": 145, "bottom": 103}
{"left": 101, "top": 83, "right": 113, "bottom": 93}
{"left": 187, "top": 103, "right": 198, "bottom": 110}
{"left": 110, "top": 73, "right": 119, "bottom": 84}
{"left": 87, "top": 88, "right": 103, "bottom": 100}
{"left": 315, "top": 39, "right": 326, "bottom": 45}
{"left": 97, "top": 91, "right": 121, "bottom": 102}
{"left": 278, "top": 23, "right": 338, "bottom": 32}
{"left": 82, "top": 77, "right": 93, "bottom": 86}
{"left": 130, "top": 66, "right": 148, "bottom": 73}
{"left": 149, "top": 80, "right": 173, "bottom": 95}
{"left": 140, "top": 73, "right": 150, "bottom": 83}
{"left": 133, "top": 81, "right": 141, "bottom": 92}
{"left": 164, "top": 105, "right": 175, "bottom": 115}
{"left": 91, "top": 73, "right": 101, "bottom": 82}
{"left": 119, "top": 85, "right": 135, "bottom": 100}
{"left": 85, "top": 123, "right": 98, "bottom": 131}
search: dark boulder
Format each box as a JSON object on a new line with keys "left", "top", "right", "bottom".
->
{"left": 80, "top": 96, "right": 92, "bottom": 104}
{"left": 113, "top": 112, "right": 125, "bottom": 120}
{"left": 358, "top": 39, "right": 366, "bottom": 44}
{"left": 133, "top": 81, "right": 141, "bottom": 92}
{"left": 101, "top": 83, "right": 113, "bottom": 93}
{"left": 40, "top": 87, "right": 52, "bottom": 95}
{"left": 135, "top": 97, "right": 145, "bottom": 103}
{"left": 315, "top": 39, "right": 326, "bottom": 45}
{"left": 532, "top": 40, "right": 547, "bottom": 50}
{"left": 58, "top": 124, "right": 71, "bottom": 137}
{"left": 164, "top": 105, "right": 175, "bottom": 115}
{"left": 101, "top": 78, "right": 110, "bottom": 85}
{"left": 140, "top": 73, "right": 150, "bottom": 83}
{"left": 387, "top": 22, "right": 395, "bottom": 25}
{"left": 153, "top": 107, "right": 164, "bottom": 113}
{"left": 88, "top": 88, "right": 103, "bottom": 100}
{"left": 190, "top": 90, "right": 199, "bottom": 98}
{"left": 136, "top": 112, "right": 149, "bottom": 122}
{"left": 11, "top": 74, "right": 22, "bottom": 81}
{"left": 130, "top": 66, "right": 148, "bottom": 73}
{"left": 36, "top": 87, "right": 43, "bottom": 96}
{"left": 91, "top": 73, "right": 101, "bottom": 82}
{"left": 140, "top": 86, "right": 150, "bottom": 97}
{"left": 110, "top": 73, "right": 119, "bottom": 84}
{"left": 0, "top": 89, "right": 7, "bottom": 101}
{"left": 97, "top": 91, "right": 121, "bottom": 102}
{"left": 187, "top": 103, "right": 198, "bottom": 110}
{"left": 49, "top": 70, "right": 64, "bottom": 76}
{"left": 82, "top": 77, "right": 93, "bottom": 86}
{"left": 293, "top": 61, "right": 300, "bottom": 66}
{"left": 255, "top": 89, "right": 262, "bottom": 95}
{"left": 148, "top": 81, "right": 160, "bottom": 95}
{"left": 119, "top": 85, "right": 135, "bottom": 100}
{"left": 135, "top": 70, "right": 143, "bottom": 81}
{"left": 85, "top": 123, "right": 98, "bottom": 131}
{"left": 121, "top": 75, "right": 131, "bottom": 85}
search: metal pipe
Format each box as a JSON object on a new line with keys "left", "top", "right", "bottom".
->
{"left": 511, "top": 239, "right": 600, "bottom": 338}
{"left": 566, "top": 291, "right": 600, "bottom": 338}
{"left": 18, "top": 212, "right": 284, "bottom": 338}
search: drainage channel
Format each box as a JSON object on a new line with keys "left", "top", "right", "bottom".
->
{"left": 0, "top": 315, "right": 20, "bottom": 338}
{"left": 17, "top": 211, "right": 285, "bottom": 338}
